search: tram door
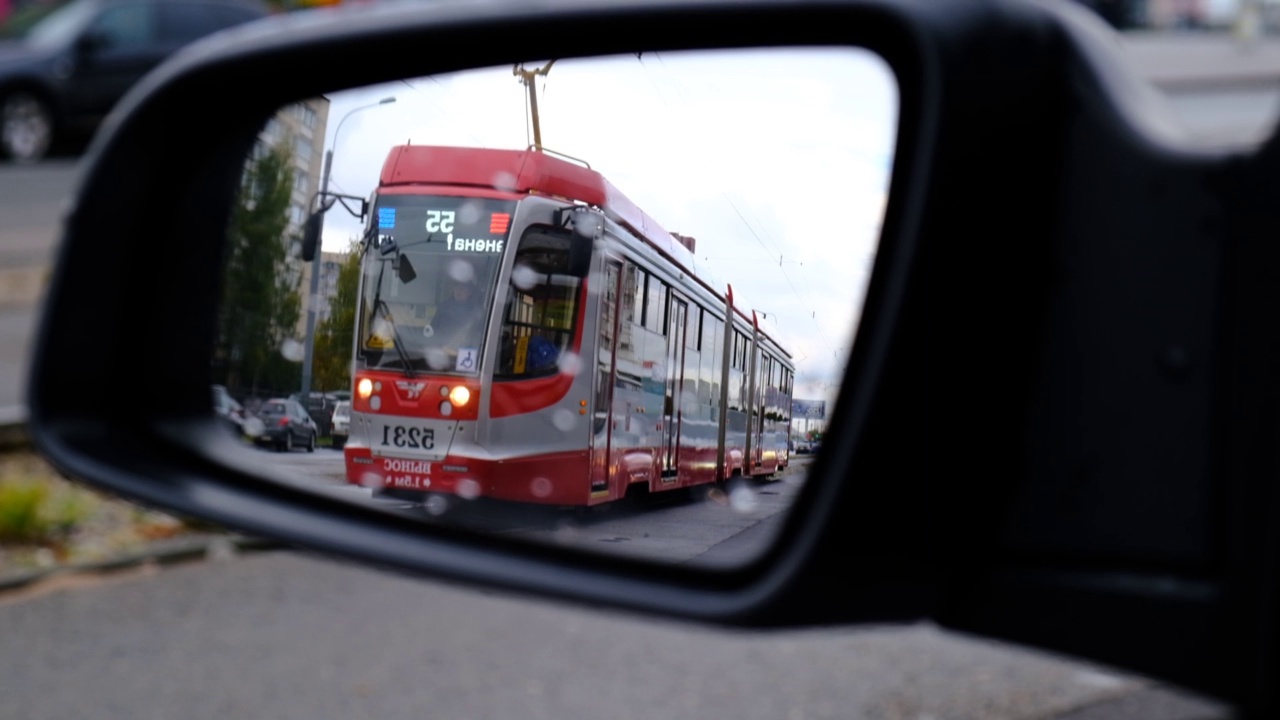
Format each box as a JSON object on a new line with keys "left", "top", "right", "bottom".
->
{"left": 661, "top": 297, "right": 688, "bottom": 480}
{"left": 593, "top": 261, "right": 623, "bottom": 495}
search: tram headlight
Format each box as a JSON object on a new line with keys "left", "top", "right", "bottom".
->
{"left": 439, "top": 401, "right": 453, "bottom": 417}
{"left": 357, "top": 378, "right": 373, "bottom": 399}
{"left": 449, "top": 386, "right": 471, "bottom": 407}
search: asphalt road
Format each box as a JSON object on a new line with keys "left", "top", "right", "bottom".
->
{"left": 0, "top": 544, "right": 1229, "bottom": 720}
{"left": 0, "top": 449, "right": 1233, "bottom": 719}
{"left": 243, "top": 442, "right": 804, "bottom": 568}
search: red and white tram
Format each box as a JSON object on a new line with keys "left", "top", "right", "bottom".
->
{"left": 343, "top": 144, "right": 795, "bottom": 506}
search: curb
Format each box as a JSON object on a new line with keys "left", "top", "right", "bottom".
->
{"left": 0, "top": 422, "right": 27, "bottom": 452}
{"left": 0, "top": 418, "right": 289, "bottom": 598}
{"left": 0, "top": 406, "right": 29, "bottom": 451}
{"left": 0, "top": 533, "right": 289, "bottom": 597}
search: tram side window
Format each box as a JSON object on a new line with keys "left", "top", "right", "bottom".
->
{"left": 728, "top": 329, "right": 747, "bottom": 411}
{"left": 701, "top": 314, "right": 721, "bottom": 407}
{"left": 778, "top": 368, "right": 788, "bottom": 420}
{"left": 644, "top": 275, "right": 668, "bottom": 334}
{"left": 757, "top": 354, "right": 771, "bottom": 423}
{"left": 496, "top": 229, "right": 582, "bottom": 379}
{"left": 621, "top": 264, "right": 642, "bottom": 350}
{"left": 595, "top": 262, "right": 622, "bottom": 435}
{"left": 760, "top": 354, "right": 771, "bottom": 420}
{"left": 688, "top": 307, "right": 701, "bottom": 351}
{"left": 767, "top": 355, "right": 781, "bottom": 421}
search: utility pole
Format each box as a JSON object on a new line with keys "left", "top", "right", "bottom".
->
{"left": 514, "top": 60, "right": 555, "bottom": 151}
{"left": 299, "top": 147, "right": 333, "bottom": 402}
{"left": 299, "top": 96, "right": 395, "bottom": 402}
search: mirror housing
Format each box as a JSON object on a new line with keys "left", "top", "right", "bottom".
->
{"left": 395, "top": 252, "right": 417, "bottom": 284}
{"left": 28, "top": 1, "right": 1279, "bottom": 712}
{"left": 29, "top": 0, "right": 922, "bottom": 627}
{"left": 300, "top": 211, "right": 322, "bottom": 262}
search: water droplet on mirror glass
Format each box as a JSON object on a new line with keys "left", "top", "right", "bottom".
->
{"left": 556, "top": 352, "right": 582, "bottom": 377}
{"left": 425, "top": 348, "right": 450, "bottom": 370}
{"left": 279, "top": 338, "right": 304, "bottom": 362}
{"left": 424, "top": 495, "right": 450, "bottom": 516}
{"left": 492, "top": 171, "right": 517, "bottom": 191}
{"left": 457, "top": 478, "right": 482, "bottom": 500}
{"left": 530, "top": 477, "right": 554, "bottom": 498}
{"left": 552, "top": 409, "right": 576, "bottom": 432}
{"left": 447, "top": 258, "right": 476, "bottom": 283}
{"left": 511, "top": 263, "right": 539, "bottom": 291}
{"left": 457, "top": 200, "right": 482, "bottom": 226}
{"left": 728, "top": 481, "right": 758, "bottom": 513}
{"left": 243, "top": 418, "right": 265, "bottom": 437}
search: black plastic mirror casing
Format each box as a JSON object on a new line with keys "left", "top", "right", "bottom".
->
{"left": 27, "top": 0, "right": 1280, "bottom": 714}
{"left": 300, "top": 212, "right": 322, "bottom": 262}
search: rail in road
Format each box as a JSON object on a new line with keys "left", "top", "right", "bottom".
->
{"left": 251, "top": 439, "right": 817, "bottom": 568}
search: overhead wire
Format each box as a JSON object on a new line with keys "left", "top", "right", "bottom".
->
{"left": 642, "top": 52, "right": 842, "bottom": 368}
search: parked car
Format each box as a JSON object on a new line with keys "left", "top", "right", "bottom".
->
{"left": 330, "top": 400, "right": 349, "bottom": 449}
{"left": 0, "top": 0, "right": 268, "bottom": 162}
{"left": 289, "top": 390, "right": 340, "bottom": 437}
{"left": 250, "top": 397, "right": 316, "bottom": 452}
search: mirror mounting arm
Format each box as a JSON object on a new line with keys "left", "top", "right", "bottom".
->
{"left": 300, "top": 192, "right": 369, "bottom": 262}
{"left": 315, "top": 191, "right": 368, "bottom": 220}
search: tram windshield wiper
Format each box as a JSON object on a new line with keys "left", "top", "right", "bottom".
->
{"left": 372, "top": 299, "right": 417, "bottom": 377}
{"left": 365, "top": 245, "right": 418, "bottom": 378}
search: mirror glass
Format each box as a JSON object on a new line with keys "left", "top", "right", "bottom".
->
{"left": 211, "top": 47, "right": 897, "bottom": 568}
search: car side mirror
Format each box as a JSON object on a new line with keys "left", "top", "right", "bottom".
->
{"left": 300, "top": 211, "right": 322, "bottom": 262}
{"left": 302, "top": 193, "right": 367, "bottom": 262}
{"left": 30, "top": 2, "right": 1273, "bottom": 713}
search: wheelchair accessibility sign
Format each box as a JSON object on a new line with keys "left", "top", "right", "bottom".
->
{"left": 456, "top": 348, "right": 479, "bottom": 372}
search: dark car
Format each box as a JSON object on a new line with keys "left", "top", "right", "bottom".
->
{"left": 289, "top": 390, "right": 340, "bottom": 437}
{"left": 0, "top": 0, "right": 268, "bottom": 162}
{"left": 250, "top": 397, "right": 317, "bottom": 453}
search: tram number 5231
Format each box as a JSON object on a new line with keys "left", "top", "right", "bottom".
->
{"left": 381, "top": 425, "right": 435, "bottom": 450}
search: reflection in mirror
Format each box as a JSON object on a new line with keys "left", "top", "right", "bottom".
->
{"left": 211, "top": 47, "right": 897, "bottom": 568}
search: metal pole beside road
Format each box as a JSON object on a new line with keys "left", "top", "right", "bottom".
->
{"left": 299, "top": 96, "right": 395, "bottom": 402}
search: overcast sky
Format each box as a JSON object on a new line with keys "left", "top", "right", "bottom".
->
{"left": 307, "top": 46, "right": 897, "bottom": 409}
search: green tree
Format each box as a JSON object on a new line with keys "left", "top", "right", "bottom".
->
{"left": 312, "top": 240, "right": 363, "bottom": 393}
{"left": 213, "top": 140, "right": 303, "bottom": 398}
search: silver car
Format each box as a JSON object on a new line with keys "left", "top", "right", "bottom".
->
{"left": 330, "top": 401, "right": 351, "bottom": 450}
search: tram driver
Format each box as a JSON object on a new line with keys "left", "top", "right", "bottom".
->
{"left": 428, "top": 262, "right": 487, "bottom": 358}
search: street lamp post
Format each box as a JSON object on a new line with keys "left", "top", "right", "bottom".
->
{"left": 299, "top": 95, "right": 395, "bottom": 403}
